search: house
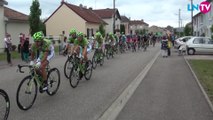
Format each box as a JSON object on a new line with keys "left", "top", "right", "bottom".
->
{"left": 120, "top": 15, "right": 130, "bottom": 35}
{"left": 0, "top": 0, "right": 30, "bottom": 51}
{"left": 4, "top": 7, "right": 30, "bottom": 46}
{"left": 148, "top": 25, "right": 166, "bottom": 36}
{"left": 0, "top": 0, "right": 7, "bottom": 51}
{"left": 44, "top": 1, "right": 106, "bottom": 39}
{"left": 129, "top": 20, "right": 149, "bottom": 34}
{"left": 193, "top": 1, "right": 213, "bottom": 37}
{"left": 93, "top": 8, "right": 121, "bottom": 34}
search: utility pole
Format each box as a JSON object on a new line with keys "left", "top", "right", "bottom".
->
{"left": 191, "top": 0, "right": 194, "bottom": 36}
{"left": 179, "top": 9, "right": 181, "bottom": 37}
{"left": 113, "top": 0, "right": 115, "bottom": 34}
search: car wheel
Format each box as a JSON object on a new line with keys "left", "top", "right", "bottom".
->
{"left": 187, "top": 48, "right": 195, "bottom": 55}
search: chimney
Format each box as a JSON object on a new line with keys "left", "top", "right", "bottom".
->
{"left": 89, "top": 7, "right": 93, "bottom": 10}
{"left": 141, "top": 19, "right": 144, "bottom": 22}
{"left": 61, "top": 0, "right": 64, "bottom": 4}
{"left": 84, "top": 6, "right": 87, "bottom": 9}
{"left": 79, "top": 4, "right": 83, "bottom": 8}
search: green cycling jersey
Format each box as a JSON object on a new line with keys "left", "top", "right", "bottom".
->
{"left": 74, "top": 38, "right": 88, "bottom": 48}
{"left": 31, "top": 39, "right": 52, "bottom": 59}
{"left": 95, "top": 36, "right": 103, "bottom": 48}
{"left": 69, "top": 37, "right": 76, "bottom": 44}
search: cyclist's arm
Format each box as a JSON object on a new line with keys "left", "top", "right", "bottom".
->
{"left": 41, "top": 49, "right": 49, "bottom": 63}
{"left": 31, "top": 51, "right": 35, "bottom": 61}
{"left": 31, "top": 44, "right": 36, "bottom": 61}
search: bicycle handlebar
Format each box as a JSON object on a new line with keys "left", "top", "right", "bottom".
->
{"left": 17, "top": 64, "right": 33, "bottom": 73}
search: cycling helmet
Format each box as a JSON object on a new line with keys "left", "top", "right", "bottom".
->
{"left": 95, "top": 32, "right": 102, "bottom": 38}
{"left": 33, "top": 31, "right": 44, "bottom": 41}
{"left": 77, "top": 32, "right": 84, "bottom": 38}
{"left": 70, "top": 28, "right": 77, "bottom": 35}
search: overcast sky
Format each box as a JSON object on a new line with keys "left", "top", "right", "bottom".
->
{"left": 7, "top": 0, "right": 203, "bottom": 27}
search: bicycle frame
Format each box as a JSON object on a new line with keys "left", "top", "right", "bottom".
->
{"left": 18, "top": 65, "right": 50, "bottom": 90}
{"left": 72, "top": 55, "right": 86, "bottom": 74}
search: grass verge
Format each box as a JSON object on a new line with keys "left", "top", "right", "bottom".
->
{"left": 189, "top": 60, "right": 213, "bottom": 104}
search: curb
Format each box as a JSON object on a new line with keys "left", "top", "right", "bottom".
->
{"left": 98, "top": 51, "right": 160, "bottom": 120}
{"left": 184, "top": 57, "right": 213, "bottom": 113}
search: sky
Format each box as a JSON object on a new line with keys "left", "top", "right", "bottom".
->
{"left": 6, "top": 0, "right": 204, "bottom": 28}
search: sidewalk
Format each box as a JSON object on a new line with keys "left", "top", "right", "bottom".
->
{"left": 116, "top": 54, "right": 213, "bottom": 120}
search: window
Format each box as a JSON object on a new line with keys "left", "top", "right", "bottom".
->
{"left": 193, "top": 38, "right": 204, "bottom": 44}
{"left": 87, "top": 28, "right": 89, "bottom": 38}
{"left": 205, "top": 38, "right": 213, "bottom": 44}
{"left": 200, "top": 15, "right": 204, "bottom": 24}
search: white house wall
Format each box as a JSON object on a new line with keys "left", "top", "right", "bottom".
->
{"left": 193, "top": 2, "right": 213, "bottom": 37}
{"left": 103, "top": 16, "right": 121, "bottom": 34}
{"left": 85, "top": 23, "right": 100, "bottom": 37}
{"left": 103, "top": 18, "right": 113, "bottom": 34}
{"left": 45, "top": 4, "right": 86, "bottom": 37}
{"left": 0, "top": 6, "right": 5, "bottom": 50}
{"left": 6, "top": 22, "right": 30, "bottom": 46}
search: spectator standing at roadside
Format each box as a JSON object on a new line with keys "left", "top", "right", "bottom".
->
{"left": 167, "top": 34, "right": 172, "bottom": 56}
{"left": 23, "top": 37, "right": 30, "bottom": 62}
{"left": 20, "top": 33, "right": 25, "bottom": 61}
{"left": 161, "top": 36, "right": 168, "bottom": 58}
{"left": 4, "top": 33, "right": 12, "bottom": 65}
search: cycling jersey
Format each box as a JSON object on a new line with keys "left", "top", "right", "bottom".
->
{"left": 69, "top": 37, "right": 76, "bottom": 44}
{"left": 31, "top": 39, "right": 54, "bottom": 61}
{"left": 74, "top": 38, "right": 88, "bottom": 48}
{"left": 95, "top": 36, "right": 103, "bottom": 48}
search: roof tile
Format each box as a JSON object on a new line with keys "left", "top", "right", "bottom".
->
{"left": 64, "top": 2, "right": 106, "bottom": 24}
{"left": 4, "top": 7, "right": 28, "bottom": 21}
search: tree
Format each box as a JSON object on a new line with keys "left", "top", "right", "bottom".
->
{"left": 184, "top": 25, "right": 192, "bottom": 36}
{"left": 29, "top": 0, "right": 42, "bottom": 36}
{"left": 99, "top": 23, "right": 106, "bottom": 37}
{"left": 120, "top": 24, "right": 125, "bottom": 34}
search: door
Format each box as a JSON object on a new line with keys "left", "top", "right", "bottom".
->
{"left": 192, "top": 38, "right": 205, "bottom": 52}
{"left": 204, "top": 38, "right": 213, "bottom": 53}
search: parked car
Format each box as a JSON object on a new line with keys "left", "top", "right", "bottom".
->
{"left": 174, "top": 36, "right": 193, "bottom": 49}
{"left": 186, "top": 37, "right": 213, "bottom": 55}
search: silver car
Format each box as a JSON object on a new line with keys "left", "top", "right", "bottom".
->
{"left": 174, "top": 36, "right": 193, "bottom": 49}
{"left": 186, "top": 37, "right": 213, "bottom": 55}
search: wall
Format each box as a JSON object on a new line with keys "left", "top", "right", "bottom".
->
{"left": 0, "top": 6, "right": 5, "bottom": 51}
{"left": 85, "top": 23, "right": 100, "bottom": 37}
{"left": 6, "top": 21, "right": 30, "bottom": 46}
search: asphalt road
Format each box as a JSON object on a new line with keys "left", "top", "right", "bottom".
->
{"left": 116, "top": 53, "right": 213, "bottom": 120}
{"left": 0, "top": 45, "right": 160, "bottom": 120}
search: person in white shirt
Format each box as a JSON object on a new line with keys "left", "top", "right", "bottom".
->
{"left": 4, "top": 33, "right": 12, "bottom": 65}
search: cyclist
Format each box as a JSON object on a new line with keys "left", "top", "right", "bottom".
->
{"left": 120, "top": 33, "right": 127, "bottom": 50}
{"left": 108, "top": 32, "right": 115, "bottom": 49}
{"left": 93, "top": 32, "right": 104, "bottom": 54}
{"left": 30, "top": 31, "right": 55, "bottom": 92}
{"left": 67, "top": 28, "right": 77, "bottom": 55}
{"left": 73, "top": 32, "right": 88, "bottom": 61}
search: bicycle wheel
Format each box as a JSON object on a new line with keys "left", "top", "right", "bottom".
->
{"left": 85, "top": 60, "right": 93, "bottom": 80}
{"left": 69, "top": 66, "right": 80, "bottom": 88}
{"left": 64, "top": 57, "right": 73, "bottom": 79}
{"left": 0, "top": 89, "right": 10, "bottom": 120}
{"left": 46, "top": 68, "right": 60, "bottom": 96}
{"left": 16, "top": 76, "right": 37, "bottom": 110}
{"left": 106, "top": 50, "right": 110, "bottom": 59}
{"left": 92, "top": 52, "right": 98, "bottom": 69}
